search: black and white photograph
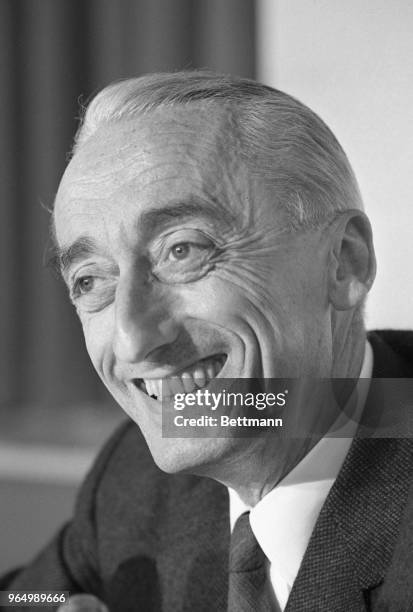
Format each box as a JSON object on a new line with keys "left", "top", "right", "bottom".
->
{"left": 1, "top": 1, "right": 412, "bottom": 611}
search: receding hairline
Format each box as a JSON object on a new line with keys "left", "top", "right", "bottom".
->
{"left": 75, "top": 97, "right": 238, "bottom": 158}
{"left": 73, "top": 71, "right": 279, "bottom": 149}
{"left": 68, "top": 70, "right": 364, "bottom": 233}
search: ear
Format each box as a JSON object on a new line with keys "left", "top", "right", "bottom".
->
{"left": 328, "top": 211, "right": 376, "bottom": 310}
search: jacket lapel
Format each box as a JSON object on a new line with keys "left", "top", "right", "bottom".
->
{"left": 285, "top": 438, "right": 412, "bottom": 611}
{"left": 285, "top": 332, "right": 413, "bottom": 611}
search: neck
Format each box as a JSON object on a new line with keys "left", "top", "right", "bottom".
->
{"left": 331, "top": 313, "right": 366, "bottom": 379}
{"left": 198, "top": 435, "right": 313, "bottom": 507}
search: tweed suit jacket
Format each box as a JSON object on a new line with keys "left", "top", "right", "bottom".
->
{"left": 1, "top": 330, "right": 413, "bottom": 612}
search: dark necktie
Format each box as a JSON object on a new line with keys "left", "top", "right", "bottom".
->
{"left": 227, "top": 511, "right": 278, "bottom": 612}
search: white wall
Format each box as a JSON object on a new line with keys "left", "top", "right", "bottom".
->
{"left": 257, "top": 0, "right": 413, "bottom": 330}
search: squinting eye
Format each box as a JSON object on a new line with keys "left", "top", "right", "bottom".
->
{"left": 69, "top": 270, "right": 117, "bottom": 313}
{"left": 76, "top": 276, "right": 95, "bottom": 294}
{"left": 170, "top": 243, "right": 191, "bottom": 260}
{"left": 152, "top": 231, "right": 216, "bottom": 284}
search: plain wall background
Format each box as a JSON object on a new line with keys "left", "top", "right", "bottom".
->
{"left": 257, "top": 0, "right": 413, "bottom": 330}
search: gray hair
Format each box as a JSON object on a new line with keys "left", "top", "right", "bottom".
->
{"left": 74, "top": 70, "right": 363, "bottom": 230}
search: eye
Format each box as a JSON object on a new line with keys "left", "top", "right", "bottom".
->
{"left": 152, "top": 229, "right": 217, "bottom": 284}
{"left": 68, "top": 264, "right": 117, "bottom": 314}
{"left": 75, "top": 275, "right": 95, "bottom": 294}
{"left": 170, "top": 243, "right": 191, "bottom": 261}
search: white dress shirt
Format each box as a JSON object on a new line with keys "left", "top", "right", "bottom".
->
{"left": 228, "top": 341, "right": 373, "bottom": 610}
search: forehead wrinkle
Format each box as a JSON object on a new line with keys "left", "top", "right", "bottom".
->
{"left": 142, "top": 198, "right": 236, "bottom": 235}
{"left": 57, "top": 104, "right": 263, "bottom": 252}
{"left": 83, "top": 106, "right": 230, "bottom": 181}
{"left": 66, "top": 103, "right": 239, "bottom": 203}
{"left": 197, "top": 145, "right": 253, "bottom": 229}
{"left": 67, "top": 145, "right": 213, "bottom": 209}
{"left": 174, "top": 109, "right": 256, "bottom": 226}
{"left": 121, "top": 158, "right": 206, "bottom": 192}
{"left": 73, "top": 113, "right": 217, "bottom": 177}
{"left": 122, "top": 141, "right": 222, "bottom": 194}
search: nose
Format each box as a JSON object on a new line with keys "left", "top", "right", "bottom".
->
{"left": 113, "top": 272, "right": 178, "bottom": 364}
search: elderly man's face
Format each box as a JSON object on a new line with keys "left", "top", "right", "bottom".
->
{"left": 54, "top": 106, "right": 332, "bottom": 474}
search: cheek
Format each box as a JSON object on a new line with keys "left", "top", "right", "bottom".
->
{"left": 178, "top": 264, "right": 299, "bottom": 331}
{"left": 174, "top": 277, "right": 264, "bottom": 331}
{"left": 80, "top": 312, "right": 113, "bottom": 379}
{"left": 172, "top": 272, "right": 289, "bottom": 368}
{"left": 175, "top": 258, "right": 328, "bottom": 370}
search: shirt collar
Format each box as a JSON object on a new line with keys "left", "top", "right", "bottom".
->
{"left": 228, "top": 340, "right": 373, "bottom": 586}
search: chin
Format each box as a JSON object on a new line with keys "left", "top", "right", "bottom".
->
{"left": 144, "top": 433, "right": 235, "bottom": 477}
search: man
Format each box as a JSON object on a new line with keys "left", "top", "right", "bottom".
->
{"left": 1, "top": 71, "right": 412, "bottom": 611}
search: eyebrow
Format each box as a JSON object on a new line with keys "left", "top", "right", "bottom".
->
{"left": 137, "top": 199, "right": 234, "bottom": 233}
{"left": 48, "top": 236, "right": 103, "bottom": 279}
{"left": 49, "top": 198, "right": 233, "bottom": 278}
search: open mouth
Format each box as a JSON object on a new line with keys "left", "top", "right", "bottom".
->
{"left": 134, "top": 353, "right": 227, "bottom": 401}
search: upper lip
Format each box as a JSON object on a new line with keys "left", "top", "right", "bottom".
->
{"left": 130, "top": 352, "right": 227, "bottom": 383}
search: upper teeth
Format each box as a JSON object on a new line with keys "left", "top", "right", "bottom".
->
{"left": 142, "top": 355, "right": 225, "bottom": 400}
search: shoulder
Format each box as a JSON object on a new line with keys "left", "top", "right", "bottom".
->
{"left": 68, "top": 419, "right": 227, "bottom": 582}
{"left": 82, "top": 419, "right": 224, "bottom": 534}
{"left": 83, "top": 419, "right": 205, "bottom": 515}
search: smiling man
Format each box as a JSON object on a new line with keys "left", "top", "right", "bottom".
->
{"left": 2, "top": 72, "right": 413, "bottom": 612}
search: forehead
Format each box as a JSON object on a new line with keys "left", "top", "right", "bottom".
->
{"left": 53, "top": 105, "right": 248, "bottom": 247}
